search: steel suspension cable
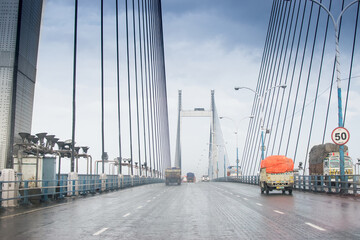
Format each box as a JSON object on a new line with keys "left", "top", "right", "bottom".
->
{"left": 251, "top": 0, "right": 288, "bottom": 175}
{"left": 115, "top": 0, "right": 123, "bottom": 174}
{"left": 101, "top": 0, "right": 105, "bottom": 174}
{"left": 264, "top": 0, "right": 293, "bottom": 157}
{"left": 248, "top": 0, "right": 286, "bottom": 175}
{"left": 303, "top": 0, "right": 332, "bottom": 175}
{"left": 71, "top": 0, "right": 78, "bottom": 173}
{"left": 241, "top": 0, "right": 277, "bottom": 172}
{"left": 277, "top": 0, "right": 303, "bottom": 154}
{"left": 343, "top": 2, "right": 360, "bottom": 125}
{"left": 261, "top": 0, "right": 291, "bottom": 160}
{"left": 158, "top": 0, "right": 171, "bottom": 169}
{"left": 132, "top": 0, "right": 142, "bottom": 176}
{"left": 125, "top": 0, "right": 134, "bottom": 175}
{"left": 281, "top": 0, "right": 307, "bottom": 156}
{"left": 243, "top": 0, "right": 281, "bottom": 175}
{"left": 293, "top": 1, "right": 320, "bottom": 163}
{"left": 285, "top": 0, "right": 312, "bottom": 157}
{"left": 270, "top": 0, "right": 297, "bottom": 155}
{"left": 138, "top": 0, "right": 148, "bottom": 176}
{"left": 144, "top": 0, "right": 153, "bottom": 177}
{"left": 322, "top": 0, "right": 345, "bottom": 143}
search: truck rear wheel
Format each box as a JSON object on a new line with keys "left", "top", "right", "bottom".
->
{"left": 288, "top": 189, "right": 292, "bottom": 195}
{"left": 282, "top": 190, "right": 285, "bottom": 194}
{"left": 260, "top": 182, "right": 264, "bottom": 194}
{"left": 265, "top": 185, "right": 269, "bottom": 195}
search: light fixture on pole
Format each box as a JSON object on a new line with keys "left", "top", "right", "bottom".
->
{"left": 234, "top": 84, "right": 287, "bottom": 161}
{"left": 219, "top": 115, "right": 254, "bottom": 178}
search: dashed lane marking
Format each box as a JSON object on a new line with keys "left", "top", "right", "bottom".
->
{"left": 273, "top": 210, "right": 285, "bottom": 215}
{"left": 230, "top": 193, "right": 234, "bottom": 195}
{"left": 137, "top": 206, "right": 143, "bottom": 209}
{"left": 256, "top": 203, "right": 263, "bottom": 206}
{"left": 153, "top": 197, "right": 156, "bottom": 199}
{"left": 236, "top": 195, "right": 241, "bottom": 198}
{"left": 305, "top": 222, "right": 326, "bottom": 231}
{"left": 93, "top": 228, "right": 109, "bottom": 236}
{"left": 243, "top": 198, "right": 248, "bottom": 200}
{"left": 147, "top": 200, "right": 151, "bottom": 203}
{"left": 123, "top": 213, "right": 131, "bottom": 217}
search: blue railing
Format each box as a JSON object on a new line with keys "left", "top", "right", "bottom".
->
{"left": 214, "top": 175, "right": 360, "bottom": 194}
{"left": 0, "top": 175, "right": 163, "bottom": 207}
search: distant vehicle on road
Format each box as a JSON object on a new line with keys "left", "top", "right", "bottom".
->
{"left": 227, "top": 166, "right": 241, "bottom": 177}
{"left": 165, "top": 167, "right": 181, "bottom": 185}
{"left": 187, "top": 172, "right": 195, "bottom": 183}
{"left": 201, "top": 175, "right": 210, "bottom": 182}
{"left": 182, "top": 175, "right": 187, "bottom": 183}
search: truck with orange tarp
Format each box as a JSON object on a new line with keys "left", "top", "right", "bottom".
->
{"left": 259, "top": 155, "right": 294, "bottom": 195}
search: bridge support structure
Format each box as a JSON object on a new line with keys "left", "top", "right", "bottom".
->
{"left": 174, "top": 90, "right": 227, "bottom": 180}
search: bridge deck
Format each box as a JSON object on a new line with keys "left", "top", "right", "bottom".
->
{"left": 1, "top": 182, "right": 359, "bottom": 239}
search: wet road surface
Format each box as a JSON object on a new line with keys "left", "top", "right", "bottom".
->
{"left": 1, "top": 182, "right": 360, "bottom": 239}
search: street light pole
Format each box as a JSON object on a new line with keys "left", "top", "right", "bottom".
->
{"left": 220, "top": 115, "right": 254, "bottom": 178}
{"left": 310, "top": 0, "right": 359, "bottom": 187}
{"left": 235, "top": 84, "right": 287, "bottom": 161}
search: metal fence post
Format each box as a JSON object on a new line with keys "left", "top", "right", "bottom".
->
{"left": 72, "top": 180, "right": 76, "bottom": 196}
{"left": 335, "top": 176, "right": 339, "bottom": 193}
{"left": 303, "top": 176, "right": 306, "bottom": 191}
{"left": 43, "top": 181, "right": 48, "bottom": 202}
{"left": 23, "top": 180, "right": 29, "bottom": 204}
{"left": 353, "top": 175, "right": 357, "bottom": 194}
{"left": 0, "top": 182, "right": 3, "bottom": 207}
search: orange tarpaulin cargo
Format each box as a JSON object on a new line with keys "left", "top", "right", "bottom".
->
{"left": 260, "top": 155, "right": 294, "bottom": 173}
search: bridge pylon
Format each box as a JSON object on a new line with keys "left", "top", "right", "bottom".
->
{"left": 174, "top": 90, "right": 228, "bottom": 179}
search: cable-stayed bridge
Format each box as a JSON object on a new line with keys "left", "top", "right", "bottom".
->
{"left": 0, "top": 0, "right": 360, "bottom": 239}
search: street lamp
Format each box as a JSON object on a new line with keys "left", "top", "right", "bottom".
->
{"left": 219, "top": 115, "right": 254, "bottom": 178}
{"left": 234, "top": 84, "right": 287, "bottom": 161}
{"left": 309, "top": 0, "right": 359, "bottom": 191}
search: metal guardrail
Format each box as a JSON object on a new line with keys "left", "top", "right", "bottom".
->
{"left": 214, "top": 175, "right": 360, "bottom": 195}
{"left": 0, "top": 175, "right": 164, "bottom": 207}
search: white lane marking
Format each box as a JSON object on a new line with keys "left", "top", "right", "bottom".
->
{"left": 123, "top": 213, "right": 131, "bottom": 217}
{"left": 153, "top": 197, "right": 156, "bottom": 199}
{"left": 0, "top": 202, "right": 69, "bottom": 219}
{"left": 273, "top": 210, "right": 285, "bottom": 215}
{"left": 93, "top": 228, "right": 109, "bottom": 236}
{"left": 305, "top": 222, "right": 326, "bottom": 231}
{"left": 147, "top": 200, "right": 151, "bottom": 203}
{"left": 230, "top": 193, "right": 234, "bottom": 195}
{"left": 256, "top": 203, "right": 263, "bottom": 206}
{"left": 137, "top": 206, "right": 143, "bottom": 209}
{"left": 236, "top": 195, "right": 241, "bottom": 198}
{"left": 243, "top": 198, "right": 248, "bottom": 200}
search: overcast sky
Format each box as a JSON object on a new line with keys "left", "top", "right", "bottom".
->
{"left": 32, "top": 0, "right": 360, "bottom": 177}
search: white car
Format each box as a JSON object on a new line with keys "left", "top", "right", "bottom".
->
{"left": 201, "top": 175, "right": 210, "bottom": 182}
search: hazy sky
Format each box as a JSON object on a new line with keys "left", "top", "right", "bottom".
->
{"left": 32, "top": 0, "right": 360, "bottom": 177}
{"left": 32, "top": 0, "right": 271, "bottom": 177}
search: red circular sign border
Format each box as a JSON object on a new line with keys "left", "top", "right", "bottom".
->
{"left": 331, "top": 127, "right": 350, "bottom": 145}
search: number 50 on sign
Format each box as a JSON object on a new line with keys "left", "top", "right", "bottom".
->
{"left": 331, "top": 127, "right": 350, "bottom": 145}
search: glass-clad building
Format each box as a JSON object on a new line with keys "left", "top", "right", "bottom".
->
{"left": 0, "top": 0, "right": 44, "bottom": 170}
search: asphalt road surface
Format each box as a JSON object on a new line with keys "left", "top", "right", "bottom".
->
{"left": 1, "top": 182, "right": 359, "bottom": 239}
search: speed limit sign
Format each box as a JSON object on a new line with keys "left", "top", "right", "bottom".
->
{"left": 331, "top": 127, "right": 350, "bottom": 145}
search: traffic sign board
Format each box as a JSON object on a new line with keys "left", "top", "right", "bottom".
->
{"left": 331, "top": 127, "right": 350, "bottom": 145}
